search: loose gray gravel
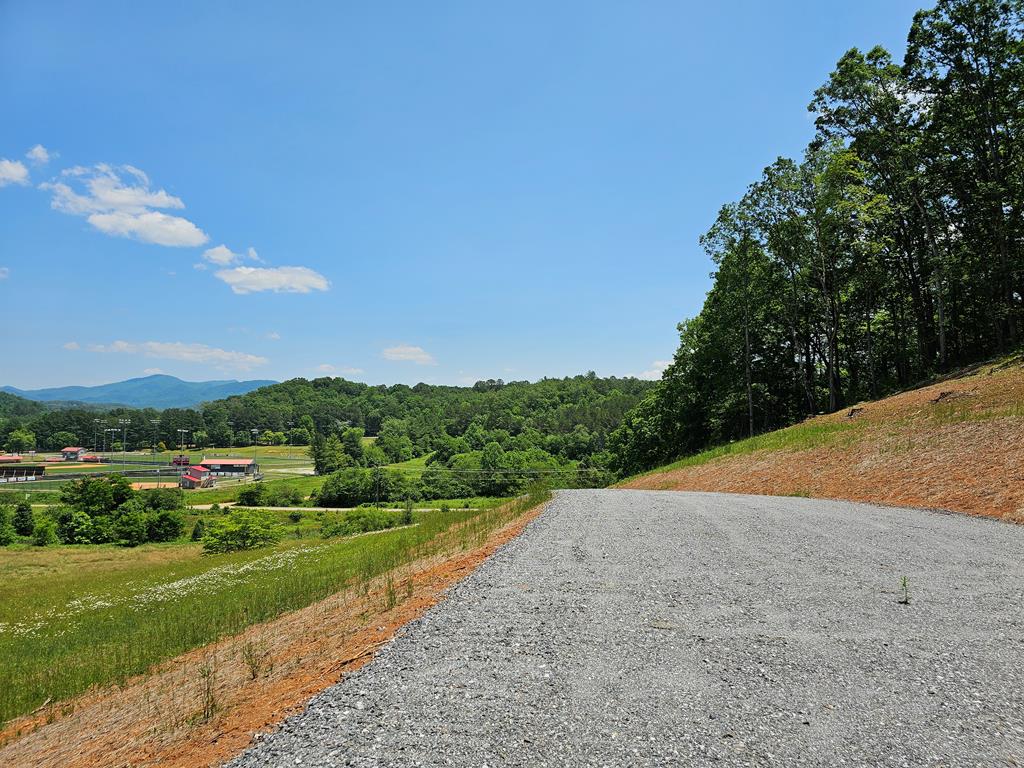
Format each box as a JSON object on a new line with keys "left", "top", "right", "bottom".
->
{"left": 228, "top": 489, "right": 1024, "bottom": 767}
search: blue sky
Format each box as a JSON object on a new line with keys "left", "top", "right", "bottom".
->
{"left": 1, "top": 1, "right": 920, "bottom": 389}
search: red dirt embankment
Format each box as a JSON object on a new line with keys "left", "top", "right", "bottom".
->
{"left": 622, "top": 358, "right": 1024, "bottom": 522}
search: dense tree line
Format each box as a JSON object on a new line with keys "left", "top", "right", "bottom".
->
{"left": 611, "top": 0, "right": 1024, "bottom": 475}
{"left": 1, "top": 376, "right": 651, "bottom": 477}
{"left": 0, "top": 476, "right": 185, "bottom": 547}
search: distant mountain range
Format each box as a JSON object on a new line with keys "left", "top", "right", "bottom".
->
{"left": 1, "top": 375, "right": 277, "bottom": 409}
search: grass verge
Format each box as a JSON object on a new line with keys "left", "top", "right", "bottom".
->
{"left": 0, "top": 486, "right": 547, "bottom": 726}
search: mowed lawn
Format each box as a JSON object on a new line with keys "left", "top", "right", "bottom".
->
{"left": 0, "top": 495, "right": 535, "bottom": 726}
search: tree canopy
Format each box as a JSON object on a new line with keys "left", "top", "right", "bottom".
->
{"left": 611, "top": 0, "right": 1024, "bottom": 475}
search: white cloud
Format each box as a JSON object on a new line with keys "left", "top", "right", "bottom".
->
{"left": 0, "top": 159, "right": 29, "bottom": 187}
{"left": 214, "top": 266, "right": 329, "bottom": 295}
{"left": 26, "top": 145, "right": 52, "bottom": 164}
{"left": 88, "top": 210, "right": 208, "bottom": 247}
{"left": 41, "top": 164, "right": 208, "bottom": 247}
{"left": 63, "top": 341, "right": 80, "bottom": 350}
{"left": 87, "top": 340, "right": 268, "bottom": 371}
{"left": 633, "top": 360, "right": 670, "bottom": 381}
{"left": 316, "top": 364, "right": 364, "bottom": 375}
{"left": 382, "top": 344, "right": 437, "bottom": 365}
{"left": 0, "top": 267, "right": 8, "bottom": 280}
{"left": 142, "top": 367, "right": 164, "bottom": 375}
{"left": 266, "top": 331, "right": 281, "bottom": 340}
{"left": 202, "top": 244, "right": 241, "bottom": 266}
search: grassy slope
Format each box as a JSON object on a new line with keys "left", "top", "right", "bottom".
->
{"left": 0, "top": 493, "right": 532, "bottom": 725}
{"left": 621, "top": 355, "right": 1024, "bottom": 521}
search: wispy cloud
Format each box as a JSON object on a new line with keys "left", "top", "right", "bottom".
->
{"left": 632, "top": 360, "right": 670, "bottom": 380}
{"left": 214, "top": 266, "right": 329, "bottom": 295}
{"left": 41, "top": 164, "right": 208, "bottom": 247}
{"left": 200, "top": 243, "right": 262, "bottom": 267}
{"left": 87, "top": 340, "right": 268, "bottom": 371}
{"left": 142, "top": 367, "right": 164, "bottom": 375}
{"left": 0, "top": 159, "right": 29, "bottom": 187}
{"left": 0, "top": 267, "right": 9, "bottom": 280}
{"left": 266, "top": 331, "right": 281, "bottom": 340}
{"left": 26, "top": 145, "right": 52, "bottom": 164}
{"left": 382, "top": 344, "right": 437, "bottom": 365}
{"left": 316, "top": 363, "right": 364, "bottom": 375}
{"left": 63, "top": 341, "right": 80, "bottom": 350}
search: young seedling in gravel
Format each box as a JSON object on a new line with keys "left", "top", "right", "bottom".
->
{"left": 898, "top": 575, "right": 911, "bottom": 605}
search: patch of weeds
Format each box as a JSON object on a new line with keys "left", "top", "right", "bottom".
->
{"left": 240, "top": 638, "right": 272, "bottom": 681}
{"left": 197, "top": 657, "right": 218, "bottom": 722}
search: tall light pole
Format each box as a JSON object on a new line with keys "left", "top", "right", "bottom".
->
{"left": 118, "top": 418, "right": 131, "bottom": 471}
{"left": 287, "top": 421, "right": 294, "bottom": 459}
{"left": 251, "top": 428, "right": 259, "bottom": 464}
{"left": 150, "top": 419, "right": 161, "bottom": 454}
{"left": 227, "top": 421, "right": 234, "bottom": 452}
{"left": 93, "top": 418, "right": 101, "bottom": 452}
{"left": 104, "top": 428, "right": 117, "bottom": 459}
{"left": 177, "top": 428, "right": 190, "bottom": 457}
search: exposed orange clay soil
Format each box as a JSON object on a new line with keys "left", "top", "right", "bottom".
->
{"left": 622, "top": 358, "right": 1024, "bottom": 522}
{"left": 0, "top": 501, "right": 547, "bottom": 768}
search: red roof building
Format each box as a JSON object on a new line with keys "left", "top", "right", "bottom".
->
{"left": 180, "top": 465, "right": 212, "bottom": 489}
{"left": 198, "top": 457, "right": 258, "bottom": 476}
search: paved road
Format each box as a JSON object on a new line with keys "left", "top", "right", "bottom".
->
{"left": 229, "top": 490, "right": 1024, "bottom": 767}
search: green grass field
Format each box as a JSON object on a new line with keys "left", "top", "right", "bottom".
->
{"left": 0, "top": 489, "right": 545, "bottom": 726}
{"left": 385, "top": 453, "right": 432, "bottom": 471}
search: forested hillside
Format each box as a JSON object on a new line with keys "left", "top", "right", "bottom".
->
{"left": 611, "top": 0, "right": 1024, "bottom": 475}
{"left": 0, "top": 392, "right": 44, "bottom": 420}
{"left": 1, "top": 376, "right": 652, "bottom": 488}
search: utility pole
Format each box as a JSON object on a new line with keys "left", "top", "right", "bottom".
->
{"left": 118, "top": 418, "right": 131, "bottom": 471}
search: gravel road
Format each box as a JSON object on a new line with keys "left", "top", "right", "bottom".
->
{"left": 228, "top": 489, "right": 1024, "bottom": 767}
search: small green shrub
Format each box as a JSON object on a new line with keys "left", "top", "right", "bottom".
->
{"left": 32, "top": 518, "right": 58, "bottom": 547}
{"left": 320, "top": 507, "right": 402, "bottom": 538}
{"left": 236, "top": 485, "right": 266, "bottom": 507}
{"left": 147, "top": 509, "right": 185, "bottom": 542}
{"left": 191, "top": 518, "right": 207, "bottom": 541}
{"left": 54, "top": 507, "right": 94, "bottom": 544}
{"left": 202, "top": 508, "right": 282, "bottom": 553}
{"left": 13, "top": 501, "right": 34, "bottom": 536}
{"left": 0, "top": 506, "right": 15, "bottom": 546}
{"left": 113, "top": 501, "right": 149, "bottom": 547}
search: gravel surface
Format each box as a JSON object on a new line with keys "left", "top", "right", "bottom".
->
{"left": 228, "top": 489, "right": 1024, "bottom": 767}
